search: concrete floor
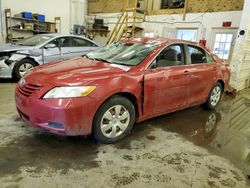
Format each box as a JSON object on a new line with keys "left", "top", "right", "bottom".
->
{"left": 0, "top": 82, "right": 250, "bottom": 188}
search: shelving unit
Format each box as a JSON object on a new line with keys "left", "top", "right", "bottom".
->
{"left": 5, "top": 9, "right": 61, "bottom": 43}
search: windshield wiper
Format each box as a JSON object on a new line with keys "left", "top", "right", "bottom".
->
{"left": 94, "top": 58, "right": 112, "bottom": 64}
{"left": 83, "top": 55, "right": 113, "bottom": 64}
{"left": 112, "top": 62, "right": 133, "bottom": 66}
{"left": 83, "top": 54, "right": 96, "bottom": 60}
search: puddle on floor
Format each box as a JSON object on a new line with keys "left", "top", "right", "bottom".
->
{"left": 136, "top": 89, "right": 250, "bottom": 177}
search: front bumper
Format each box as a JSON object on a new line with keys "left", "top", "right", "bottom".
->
{"left": 15, "top": 84, "right": 98, "bottom": 136}
{"left": 0, "top": 59, "right": 12, "bottom": 78}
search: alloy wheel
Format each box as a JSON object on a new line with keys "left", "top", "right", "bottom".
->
{"left": 100, "top": 105, "right": 130, "bottom": 138}
{"left": 210, "top": 86, "right": 221, "bottom": 107}
{"left": 19, "top": 63, "right": 34, "bottom": 77}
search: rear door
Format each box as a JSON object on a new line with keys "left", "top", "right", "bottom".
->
{"left": 143, "top": 44, "right": 191, "bottom": 116}
{"left": 70, "top": 37, "right": 99, "bottom": 56}
{"left": 59, "top": 37, "right": 99, "bottom": 60}
{"left": 186, "top": 45, "right": 218, "bottom": 105}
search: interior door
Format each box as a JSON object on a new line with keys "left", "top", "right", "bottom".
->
{"left": 186, "top": 45, "right": 217, "bottom": 105}
{"left": 209, "top": 29, "right": 237, "bottom": 63}
{"left": 143, "top": 44, "right": 191, "bottom": 116}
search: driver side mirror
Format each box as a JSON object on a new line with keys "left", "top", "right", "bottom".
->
{"left": 44, "top": 43, "right": 57, "bottom": 49}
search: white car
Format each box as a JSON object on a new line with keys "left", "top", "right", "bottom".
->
{"left": 0, "top": 34, "right": 99, "bottom": 79}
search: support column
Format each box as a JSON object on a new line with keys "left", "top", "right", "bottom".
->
{"left": 230, "top": 0, "right": 250, "bottom": 90}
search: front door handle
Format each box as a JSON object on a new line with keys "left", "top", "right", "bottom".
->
{"left": 213, "top": 66, "right": 217, "bottom": 70}
{"left": 184, "top": 70, "right": 189, "bottom": 75}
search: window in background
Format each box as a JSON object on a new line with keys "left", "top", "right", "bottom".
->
{"left": 176, "top": 29, "right": 198, "bottom": 42}
{"left": 144, "top": 32, "right": 154, "bottom": 37}
{"left": 161, "top": 0, "right": 185, "bottom": 9}
{"left": 213, "top": 33, "right": 233, "bottom": 60}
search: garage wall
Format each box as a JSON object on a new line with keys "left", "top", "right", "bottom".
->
{"left": 88, "top": 0, "right": 134, "bottom": 14}
{"left": 89, "top": 11, "right": 242, "bottom": 49}
{"left": 230, "top": 0, "right": 250, "bottom": 90}
{"left": 0, "top": 0, "right": 88, "bottom": 43}
{"left": 147, "top": 0, "right": 244, "bottom": 15}
{"left": 143, "top": 11, "right": 242, "bottom": 51}
{"left": 88, "top": 0, "right": 244, "bottom": 14}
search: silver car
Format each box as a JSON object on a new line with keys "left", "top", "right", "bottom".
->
{"left": 0, "top": 34, "right": 99, "bottom": 79}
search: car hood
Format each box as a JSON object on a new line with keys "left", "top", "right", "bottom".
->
{"left": 0, "top": 43, "right": 33, "bottom": 53}
{"left": 26, "top": 57, "right": 131, "bottom": 86}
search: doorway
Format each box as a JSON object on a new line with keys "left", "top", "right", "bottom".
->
{"left": 210, "top": 29, "right": 238, "bottom": 63}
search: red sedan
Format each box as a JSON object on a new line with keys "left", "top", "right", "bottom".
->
{"left": 15, "top": 38, "right": 230, "bottom": 143}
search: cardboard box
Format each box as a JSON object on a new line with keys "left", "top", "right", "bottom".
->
{"left": 23, "top": 22, "right": 34, "bottom": 30}
{"left": 48, "top": 24, "right": 56, "bottom": 33}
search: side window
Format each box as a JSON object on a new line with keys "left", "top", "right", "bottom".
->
{"left": 156, "top": 44, "right": 184, "bottom": 68}
{"left": 188, "top": 45, "right": 207, "bottom": 64}
{"left": 206, "top": 52, "right": 215, "bottom": 63}
{"left": 57, "top": 37, "right": 72, "bottom": 47}
{"left": 48, "top": 39, "right": 59, "bottom": 47}
{"left": 72, "top": 38, "right": 97, "bottom": 47}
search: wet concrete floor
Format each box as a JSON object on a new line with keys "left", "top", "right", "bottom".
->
{"left": 0, "top": 81, "right": 249, "bottom": 187}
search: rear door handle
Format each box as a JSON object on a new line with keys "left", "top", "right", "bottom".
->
{"left": 184, "top": 70, "right": 189, "bottom": 75}
{"left": 213, "top": 66, "right": 217, "bottom": 70}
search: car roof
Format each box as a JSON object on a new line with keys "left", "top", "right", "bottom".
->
{"left": 36, "top": 33, "right": 100, "bottom": 46}
{"left": 38, "top": 33, "right": 86, "bottom": 38}
{"left": 124, "top": 37, "right": 199, "bottom": 46}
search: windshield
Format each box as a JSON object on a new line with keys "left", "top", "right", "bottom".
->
{"left": 15, "top": 35, "right": 53, "bottom": 46}
{"left": 86, "top": 41, "right": 159, "bottom": 66}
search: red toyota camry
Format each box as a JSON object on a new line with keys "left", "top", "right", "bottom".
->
{"left": 15, "top": 38, "right": 230, "bottom": 143}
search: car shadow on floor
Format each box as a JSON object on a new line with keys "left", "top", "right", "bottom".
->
{"left": 0, "top": 78, "right": 16, "bottom": 83}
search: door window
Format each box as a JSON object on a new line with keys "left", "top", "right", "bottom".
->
{"left": 188, "top": 45, "right": 208, "bottom": 64}
{"left": 72, "top": 37, "right": 97, "bottom": 47}
{"left": 213, "top": 33, "right": 233, "bottom": 60}
{"left": 156, "top": 44, "right": 184, "bottom": 68}
{"left": 57, "top": 37, "right": 72, "bottom": 47}
{"left": 47, "top": 39, "right": 60, "bottom": 47}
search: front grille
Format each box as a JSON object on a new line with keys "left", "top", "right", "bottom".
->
{"left": 18, "top": 83, "right": 42, "bottom": 97}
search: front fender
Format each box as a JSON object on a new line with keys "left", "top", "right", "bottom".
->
{"left": 9, "top": 53, "right": 28, "bottom": 62}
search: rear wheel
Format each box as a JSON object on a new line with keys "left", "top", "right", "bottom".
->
{"left": 93, "top": 96, "right": 135, "bottom": 144}
{"left": 204, "top": 83, "right": 223, "bottom": 110}
{"left": 12, "top": 59, "right": 37, "bottom": 80}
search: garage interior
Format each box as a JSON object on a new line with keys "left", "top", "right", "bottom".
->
{"left": 0, "top": 0, "right": 250, "bottom": 187}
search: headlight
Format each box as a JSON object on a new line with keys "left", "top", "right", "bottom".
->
{"left": 0, "top": 56, "right": 10, "bottom": 61}
{"left": 43, "top": 86, "right": 96, "bottom": 99}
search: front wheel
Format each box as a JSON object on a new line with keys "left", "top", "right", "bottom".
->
{"left": 93, "top": 96, "right": 135, "bottom": 144}
{"left": 204, "top": 83, "right": 223, "bottom": 110}
{"left": 12, "top": 59, "right": 37, "bottom": 80}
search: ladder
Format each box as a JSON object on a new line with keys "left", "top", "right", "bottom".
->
{"left": 106, "top": 8, "right": 145, "bottom": 45}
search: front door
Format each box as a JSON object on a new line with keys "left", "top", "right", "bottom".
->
{"left": 43, "top": 39, "right": 61, "bottom": 63}
{"left": 143, "top": 44, "right": 191, "bottom": 116}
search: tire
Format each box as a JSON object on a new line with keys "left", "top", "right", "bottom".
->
{"left": 93, "top": 96, "right": 135, "bottom": 144}
{"left": 204, "top": 82, "right": 223, "bottom": 110}
{"left": 12, "top": 59, "right": 37, "bottom": 80}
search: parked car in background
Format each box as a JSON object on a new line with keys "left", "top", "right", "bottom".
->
{"left": 15, "top": 38, "right": 230, "bottom": 143}
{"left": 0, "top": 34, "right": 99, "bottom": 79}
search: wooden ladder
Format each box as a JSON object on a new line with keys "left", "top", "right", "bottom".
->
{"left": 106, "top": 8, "right": 145, "bottom": 45}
